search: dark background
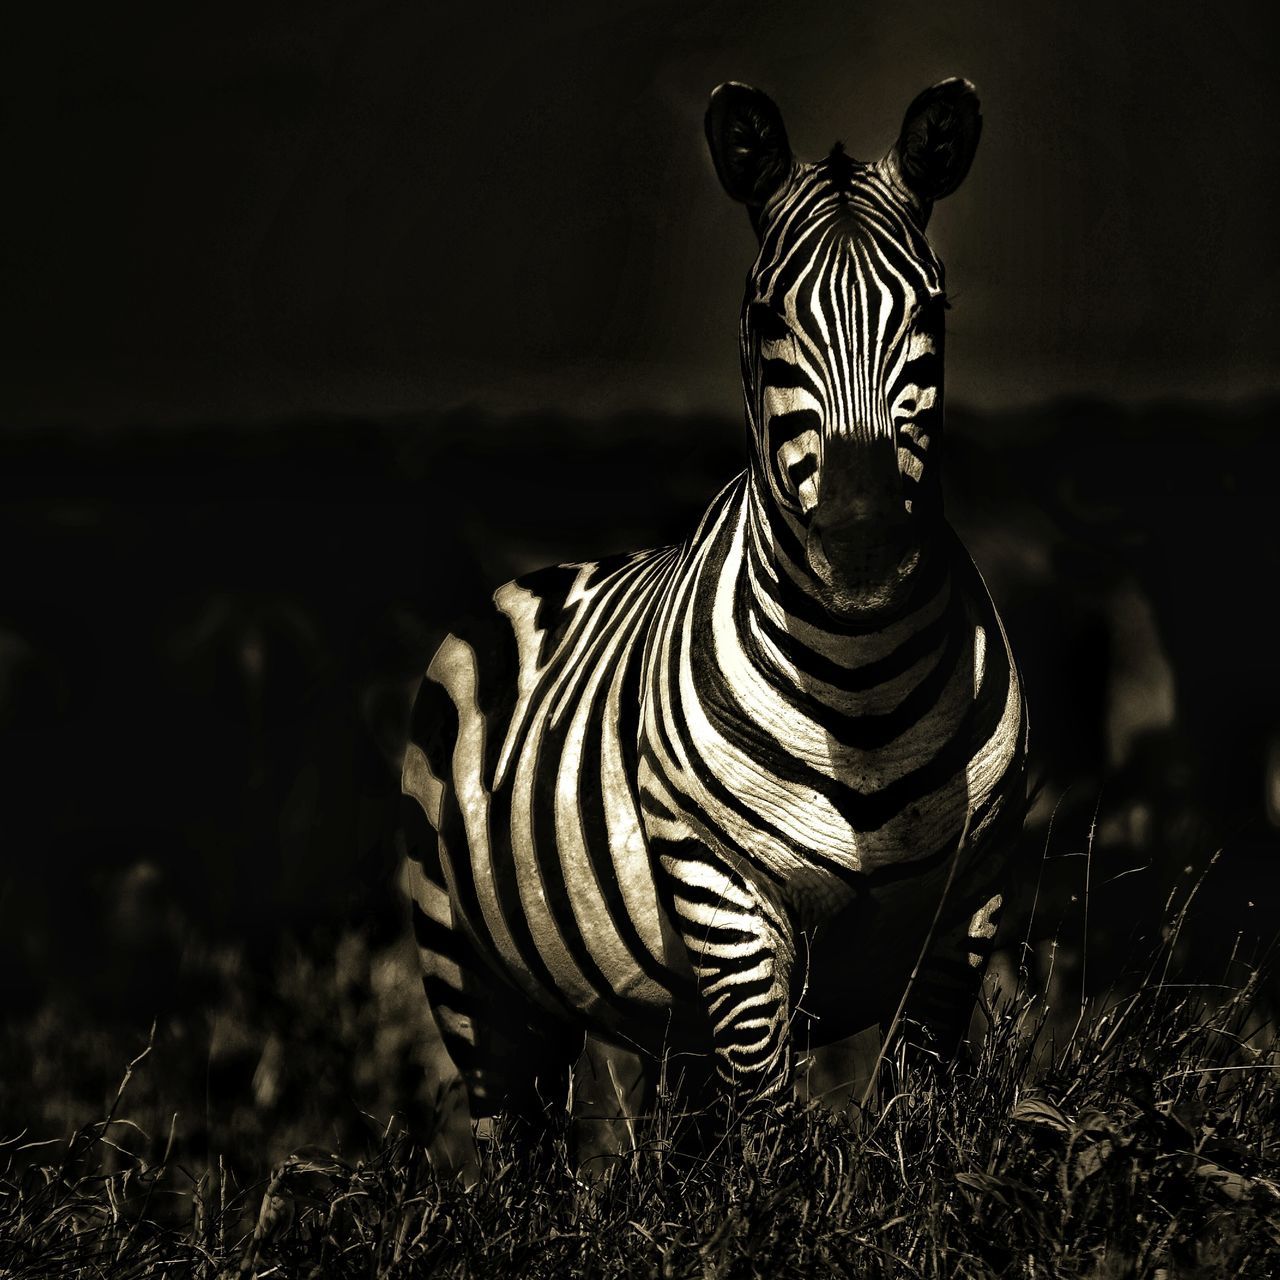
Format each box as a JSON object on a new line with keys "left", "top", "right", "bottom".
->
{"left": 4, "top": 0, "right": 1278, "bottom": 420}
{"left": 3, "top": 0, "right": 1279, "bottom": 1168}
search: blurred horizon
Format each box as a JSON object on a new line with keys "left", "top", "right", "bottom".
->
{"left": 6, "top": 359, "right": 1280, "bottom": 432}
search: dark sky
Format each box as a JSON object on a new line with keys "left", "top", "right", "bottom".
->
{"left": 4, "top": 0, "right": 1278, "bottom": 424}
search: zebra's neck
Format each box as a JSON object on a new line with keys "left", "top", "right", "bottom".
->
{"left": 642, "top": 470, "right": 1003, "bottom": 877}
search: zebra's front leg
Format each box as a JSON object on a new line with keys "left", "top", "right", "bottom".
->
{"left": 889, "top": 887, "right": 1005, "bottom": 1062}
{"left": 660, "top": 842, "right": 796, "bottom": 1103}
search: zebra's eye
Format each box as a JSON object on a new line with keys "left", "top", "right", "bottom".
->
{"left": 908, "top": 294, "right": 948, "bottom": 328}
{"left": 747, "top": 302, "right": 790, "bottom": 343}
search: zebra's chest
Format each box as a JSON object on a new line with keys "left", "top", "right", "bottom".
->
{"left": 639, "top": 592, "right": 1024, "bottom": 924}
{"left": 638, "top": 708, "right": 979, "bottom": 925}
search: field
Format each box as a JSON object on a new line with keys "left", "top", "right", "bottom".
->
{"left": 2, "top": 401, "right": 1280, "bottom": 1275}
{"left": 4, "top": 926, "right": 1279, "bottom": 1277}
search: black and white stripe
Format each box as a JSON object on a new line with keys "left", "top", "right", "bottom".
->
{"left": 401, "top": 78, "right": 1027, "bottom": 1122}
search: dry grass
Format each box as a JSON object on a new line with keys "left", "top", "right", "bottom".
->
{"left": 2, "top": 848, "right": 1278, "bottom": 1277}
{"left": 3, "top": 938, "right": 1279, "bottom": 1278}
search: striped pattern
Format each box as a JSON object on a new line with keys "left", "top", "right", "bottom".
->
{"left": 747, "top": 150, "right": 945, "bottom": 518}
{"left": 401, "top": 86, "right": 1027, "bottom": 1123}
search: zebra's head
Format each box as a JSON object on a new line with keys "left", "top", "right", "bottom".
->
{"left": 706, "top": 79, "right": 982, "bottom": 620}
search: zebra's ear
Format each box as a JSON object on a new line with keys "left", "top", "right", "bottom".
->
{"left": 884, "top": 78, "right": 982, "bottom": 217}
{"left": 705, "top": 83, "right": 793, "bottom": 220}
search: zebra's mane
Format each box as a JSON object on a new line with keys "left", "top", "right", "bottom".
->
{"left": 823, "top": 141, "right": 860, "bottom": 201}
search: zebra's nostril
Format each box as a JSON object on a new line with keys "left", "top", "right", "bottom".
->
{"left": 818, "top": 519, "right": 910, "bottom": 571}
{"left": 814, "top": 502, "right": 907, "bottom": 536}
{"left": 812, "top": 499, "right": 911, "bottom": 545}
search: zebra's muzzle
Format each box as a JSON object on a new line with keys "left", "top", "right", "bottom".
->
{"left": 806, "top": 514, "right": 921, "bottom": 618}
{"left": 803, "top": 436, "right": 921, "bottom": 617}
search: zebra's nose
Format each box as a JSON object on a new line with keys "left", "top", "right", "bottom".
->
{"left": 811, "top": 436, "right": 906, "bottom": 534}
{"left": 813, "top": 515, "right": 911, "bottom": 587}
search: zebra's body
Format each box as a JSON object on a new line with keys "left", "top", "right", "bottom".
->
{"left": 401, "top": 77, "right": 1028, "bottom": 1125}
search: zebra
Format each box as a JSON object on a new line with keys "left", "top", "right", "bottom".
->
{"left": 400, "top": 77, "right": 1028, "bottom": 1146}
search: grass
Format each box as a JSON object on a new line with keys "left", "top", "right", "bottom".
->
{"left": 3, "top": 933, "right": 1279, "bottom": 1279}
{"left": 1, "top": 848, "right": 1277, "bottom": 1277}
